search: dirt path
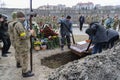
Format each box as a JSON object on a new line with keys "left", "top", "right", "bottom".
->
{"left": 0, "top": 46, "right": 73, "bottom": 80}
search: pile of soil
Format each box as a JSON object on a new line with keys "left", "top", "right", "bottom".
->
{"left": 48, "top": 43, "right": 120, "bottom": 80}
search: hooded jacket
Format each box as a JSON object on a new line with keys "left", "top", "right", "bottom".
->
{"left": 86, "top": 22, "right": 108, "bottom": 44}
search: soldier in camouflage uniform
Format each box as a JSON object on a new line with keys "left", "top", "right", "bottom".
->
{"left": 13, "top": 11, "right": 34, "bottom": 77}
{"left": 92, "top": 15, "right": 100, "bottom": 23}
{"left": 101, "top": 16, "right": 106, "bottom": 26}
{"left": 8, "top": 12, "right": 22, "bottom": 68}
{"left": 112, "top": 14, "right": 120, "bottom": 31}
{"left": 86, "top": 15, "right": 92, "bottom": 24}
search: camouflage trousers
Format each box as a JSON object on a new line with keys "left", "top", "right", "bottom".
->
{"left": 15, "top": 39, "right": 30, "bottom": 73}
{"left": 20, "top": 51, "right": 29, "bottom": 73}
{"left": 12, "top": 41, "right": 21, "bottom": 66}
{"left": 16, "top": 47, "right": 29, "bottom": 73}
{"left": 14, "top": 46, "right": 21, "bottom": 64}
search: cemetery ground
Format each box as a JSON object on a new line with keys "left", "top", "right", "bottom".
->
{"left": 0, "top": 27, "right": 88, "bottom": 80}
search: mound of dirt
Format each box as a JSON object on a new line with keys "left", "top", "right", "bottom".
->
{"left": 48, "top": 43, "right": 120, "bottom": 80}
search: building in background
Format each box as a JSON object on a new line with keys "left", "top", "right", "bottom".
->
{"left": 72, "top": 2, "right": 94, "bottom": 10}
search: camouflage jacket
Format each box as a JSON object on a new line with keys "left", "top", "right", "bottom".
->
{"left": 13, "top": 21, "right": 30, "bottom": 52}
{"left": 8, "top": 21, "right": 16, "bottom": 46}
{"left": 112, "top": 18, "right": 120, "bottom": 30}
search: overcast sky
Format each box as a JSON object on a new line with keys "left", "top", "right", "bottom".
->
{"left": 1, "top": 0, "right": 120, "bottom": 8}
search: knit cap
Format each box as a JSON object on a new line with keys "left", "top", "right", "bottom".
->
{"left": 11, "top": 12, "right": 17, "bottom": 19}
{"left": 16, "top": 11, "right": 25, "bottom": 18}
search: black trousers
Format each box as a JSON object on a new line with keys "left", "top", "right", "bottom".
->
{"left": 0, "top": 36, "right": 11, "bottom": 55}
{"left": 107, "top": 35, "right": 119, "bottom": 48}
{"left": 79, "top": 22, "right": 84, "bottom": 31}
{"left": 60, "top": 34, "right": 71, "bottom": 48}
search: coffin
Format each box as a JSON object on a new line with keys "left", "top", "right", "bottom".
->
{"left": 70, "top": 41, "right": 93, "bottom": 57}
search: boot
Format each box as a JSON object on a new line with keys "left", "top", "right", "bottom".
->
{"left": 2, "top": 54, "right": 8, "bottom": 57}
{"left": 61, "top": 45, "right": 64, "bottom": 51}
{"left": 16, "top": 62, "right": 22, "bottom": 68}
{"left": 67, "top": 45, "right": 71, "bottom": 49}
{"left": 22, "top": 71, "right": 34, "bottom": 77}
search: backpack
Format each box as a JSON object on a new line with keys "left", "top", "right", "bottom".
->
{"left": 13, "top": 22, "right": 18, "bottom": 27}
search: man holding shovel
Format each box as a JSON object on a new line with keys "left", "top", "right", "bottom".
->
{"left": 58, "top": 15, "right": 73, "bottom": 50}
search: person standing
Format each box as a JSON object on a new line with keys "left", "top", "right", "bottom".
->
{"left": 58, "top": 15, "right": 73, "bottom": 50}
{"left": 8, "top": 11, "right": 22, "bottom": 68}
{"left": 13, "top": 11, "right": 34, "bottom": 77}
{"left": 59, "top": 15, "right": 65, "bottom": 21}
{"left": 0, "top": 14, "right": 11, "bottom": 57}
{"left": 86, "top": 15, "right": 92, "bottom": 25}
{"left": 104, "top": 14, "right": 113, "bottom": 29}
{"left": 92, "top": 14, "right": 100, "bottom": 23}
{"left": 100, "top": 16, "right": 105, "bottom": 26}
{"left": 112, "top": 14, "right": 120, "bottom": 31}
{"left": 79, "top": 14, "right": 85, "bottom": 31}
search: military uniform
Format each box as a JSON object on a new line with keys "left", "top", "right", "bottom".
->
{"left": 8, "top": 21, "right": 21, "bottom": 67}
{"left": 86, "top": 15, "right": 92, "bottom": 24}
{"left": 113, "top": 16, "right": 120, "bottom": 31}
{"left": 101, "top": 16, "right": 106, "bottom": 25}
{"left": 13, "top": 11, "right": 34, "bottom": 77}
{"left": 92, "top": 15, "right": 100, "bottom": 23}
{"left": 13, "top": 21, "right": 30, "bottom": 73}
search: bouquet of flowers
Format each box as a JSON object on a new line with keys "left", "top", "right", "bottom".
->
{"left": 33, "top": 40, "right": 42, "bottom": 51}
{"left": 34, "top": 40, "right": 41, "bottom": 46}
